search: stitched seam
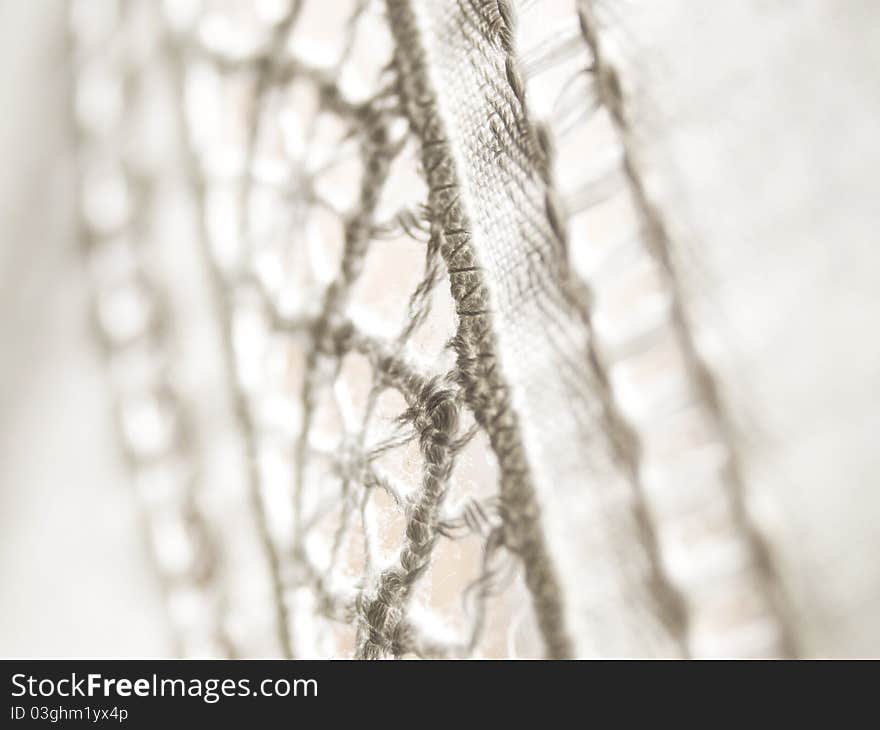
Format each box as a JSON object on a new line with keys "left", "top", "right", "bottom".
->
{"left": 386, "top": 0, "right": 574, "bottom": 658}
{"left": 576, "top": 0, "right": 798, "bottom": 656}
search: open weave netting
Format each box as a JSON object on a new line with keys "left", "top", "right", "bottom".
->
{"left": 70, "top": 0, "right": 849, "bottom": 658}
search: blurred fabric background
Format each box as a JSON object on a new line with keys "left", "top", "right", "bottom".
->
{"left": 0, "top": 0, "right": 169, "bottom": 656}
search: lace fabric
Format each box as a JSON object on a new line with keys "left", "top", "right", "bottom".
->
{"left": 70, "top": 0, "right": 825, "bottom": 658}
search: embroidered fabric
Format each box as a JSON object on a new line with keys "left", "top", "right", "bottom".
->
{"left": 70, "top": 0, "right": 811, "bottom": 657}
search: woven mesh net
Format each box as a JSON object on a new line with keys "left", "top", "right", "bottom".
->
{"left": 71, "top": 0, "right": 793, "bottom": 658}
